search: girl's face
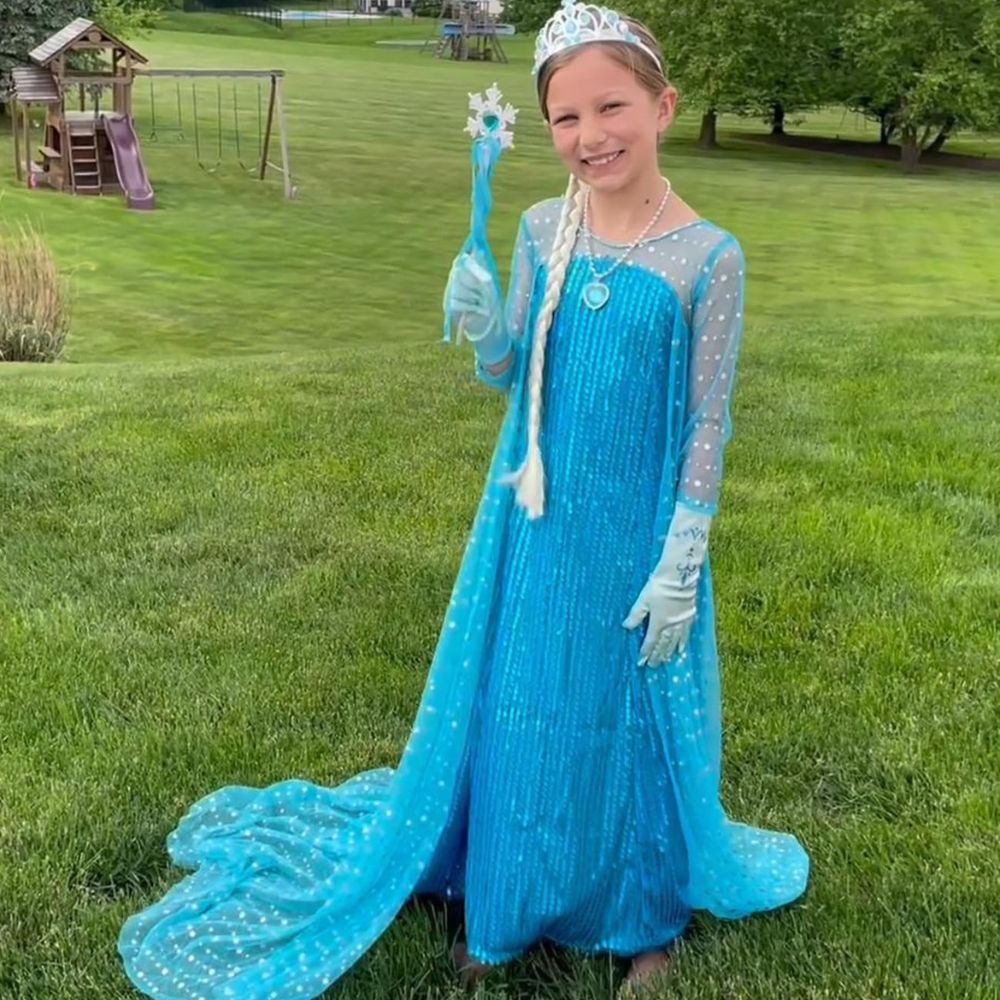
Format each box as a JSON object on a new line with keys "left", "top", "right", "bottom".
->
{"left": 544, "top": 45, "right": 675, "bottom": 195}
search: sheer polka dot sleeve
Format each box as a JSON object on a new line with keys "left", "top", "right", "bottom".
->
{"left": 476, "top": 213, "right": 538, "bottom": 392}
{"left": 677, "top": 237, "right": 746, "bottom": 515}
{"left": 504, "top": 213, "right": 539, "bottom": 342}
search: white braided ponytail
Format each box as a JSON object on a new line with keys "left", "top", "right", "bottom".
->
{"left": 502, "top": 173, "right": 587, "bottom": 519}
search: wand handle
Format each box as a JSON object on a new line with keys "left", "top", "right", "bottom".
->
{"left": 469, "top": 139, "right": 496, "bottom": 256}
{"left": 443, "top": 85, "right": 517, "bottom": 345}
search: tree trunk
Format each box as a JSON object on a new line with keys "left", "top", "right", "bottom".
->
{"left": 879, "top": 111, "right": 898, "bottom": 146}
{"left": 698, "top": 109, "right": 719, "bottom": 149}
{"left": 770, "top": 102, "right": 786, "bottom": 136}
{"left": 926, "top": 117, "right": 955, "bottom": 154}
{"left": 900, "top": 127, "right": 921, "bottom": 172}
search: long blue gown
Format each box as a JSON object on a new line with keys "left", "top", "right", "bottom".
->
{"left": 119, "top": 197, "right": 809, "bottom": 999}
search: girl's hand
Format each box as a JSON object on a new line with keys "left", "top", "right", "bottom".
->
{"left": 623, "top": 579, "right": 697, "bottom": 667}
{"left": 622, "top": 505, "right": 712, "bottom": 668}
{"left": 444, "top": 253, "right": 501, "bottom": 340}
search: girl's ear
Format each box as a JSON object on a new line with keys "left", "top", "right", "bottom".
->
{"left": 657, "top": 86, "right": 678, "bottom": 137}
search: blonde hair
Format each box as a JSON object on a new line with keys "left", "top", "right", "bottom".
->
{"left": 504, "top": 22, "right": 667, "bottom": 519}
{"left": 501, "top": 172, "right": 586, "bottom": 518}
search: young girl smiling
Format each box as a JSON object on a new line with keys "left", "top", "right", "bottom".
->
{"left": 120, "top": 3, "right": 809, "bottom": 997}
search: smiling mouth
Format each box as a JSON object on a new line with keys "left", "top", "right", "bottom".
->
{"left": 582, "top": 150, "right": 624, "bottom": 167}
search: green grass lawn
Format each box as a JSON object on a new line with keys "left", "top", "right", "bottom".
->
{"left": 1, "top": 16, "right": 999, "bottom": 1000}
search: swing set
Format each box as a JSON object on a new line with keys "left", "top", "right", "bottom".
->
{"left": 139, "top": 68, "right": 294, "bottom": 197}
{"left": 9, "top": 19, "right": 295, "bottom": 208}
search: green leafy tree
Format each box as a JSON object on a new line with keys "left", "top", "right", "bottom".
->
{"left": 626, "top": 0, "right": 761, "bottom": 147}
{"left": 92, "top": 0, "right": 162, "bottom": 37}
{"left": 842, "top": 0, "right": 1000, "bottom": 168}
{"left": 1, "top": 0, "right": 159, "bottom": 114}
{"left": 746, "top": 0, "right": 848, "bottom": 135}
{"left": 628, "top": 0, "right": 847, "bottom": 147}
{"left": 1, "top": 0, "right": 89, "bottom": 108}
{"left": 503, "top": 0, "right": 558, "bottom": 34}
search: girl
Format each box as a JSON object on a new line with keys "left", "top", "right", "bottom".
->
{"left": 119, "top": 3, "right": 809, "bottom": 997}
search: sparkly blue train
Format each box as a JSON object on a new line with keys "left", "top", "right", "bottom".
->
{"left": 119, "top": 201, "right": 809, "bottom": 1000}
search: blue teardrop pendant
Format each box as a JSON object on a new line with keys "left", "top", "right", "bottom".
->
{"left": 582, "top": 281, "right": 611, "bottom": 311}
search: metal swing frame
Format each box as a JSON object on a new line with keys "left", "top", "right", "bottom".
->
{"left": 137, "top": 68, "right": 294, "bottom": 198}
{"left": 147, "top": 77, "right": 185, "bottom": 143}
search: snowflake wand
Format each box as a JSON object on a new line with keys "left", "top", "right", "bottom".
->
{"left": 443, "top": 84, "right": 518, "bottom": 344}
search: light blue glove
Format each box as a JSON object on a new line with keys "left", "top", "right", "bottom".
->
{"left": 443, "top": 252, "right": 511, "bottom": 367}
{"left": 623, "top": 505, "right": 712, "bottom": 667}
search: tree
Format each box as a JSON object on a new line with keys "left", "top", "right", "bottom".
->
{"left": 626, "top": 0, "right": 845, "bottom": 149}
{"left": 841, "top": 0, "right": 1000, "bottom": 169}
{"left": 1, "top": 0, "right": 89, "bottom": 110}
{"left": 91, "top": 0, "right": 162, "bottom": 37}
{"left": 503, "top": 0, "right": 559, "bottom": 34}
{"left": 625, "top": 0, "right": 751, "bottom": 148}
{"left": 1, "top": 0, "right": 159, "bottom": 115}
{"left": 410, "top": 0, "right": 439, "bottom": 17}
{"left": 746, "top": 0, "right": 848, "bottom": 136}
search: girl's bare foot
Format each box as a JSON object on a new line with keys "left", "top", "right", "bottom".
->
{"left": 623, "top": 949, "right": 671, "bottom": 989}
{"left": 451, "top": 939, "right": 492, "bottom": 988}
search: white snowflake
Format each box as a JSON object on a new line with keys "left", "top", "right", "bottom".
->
{"left": 464, "top": 83, "right": 517, "bottom": 149}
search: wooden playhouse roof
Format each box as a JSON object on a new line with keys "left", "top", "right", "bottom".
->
{"left": 28, "top": 18, "right": 148, "bottom": 67}
{"left": 9, "top": 66, "right": 61, "bottom": 104}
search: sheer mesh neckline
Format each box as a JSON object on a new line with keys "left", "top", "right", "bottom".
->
{"left": 582, "top": 218, "right": 709, "bottom": 250}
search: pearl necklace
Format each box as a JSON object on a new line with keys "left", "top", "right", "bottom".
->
{"left": 580, "top": 177, "right": 672, "bottom": 311}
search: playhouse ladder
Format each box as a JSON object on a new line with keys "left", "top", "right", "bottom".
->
{"left": 68, "top": 119, "right": 103, "bottom": 195}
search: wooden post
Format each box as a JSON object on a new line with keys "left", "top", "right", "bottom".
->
{"left": 124, "top": 52, "right": 133, "bottom": 117}
{"left": 274, "top": 74, "right": 293, "bottom": 199}
{"left": 259, "top": 75, "right": 277, "bottom": 181}
{"left": 22, "top": 104, "right": 31, "bottom": 187}
{"left": 12, "top": 99, "right": 23, "bottom": 182}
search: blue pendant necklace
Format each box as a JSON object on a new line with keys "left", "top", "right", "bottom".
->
{"left": 581, "top": 177, "right": 672, "bottom": 311}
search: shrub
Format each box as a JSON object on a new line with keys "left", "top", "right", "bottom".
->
{"left": 0, "top": 227, "right": 71, "bottom": 363}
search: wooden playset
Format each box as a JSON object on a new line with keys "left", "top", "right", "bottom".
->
{"left": 7, "top": 18, "right": 294, "bottom": 210}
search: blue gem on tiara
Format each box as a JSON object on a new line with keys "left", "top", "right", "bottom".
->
{"left": 532, "top": 0, "right": 662, "bottom": 78}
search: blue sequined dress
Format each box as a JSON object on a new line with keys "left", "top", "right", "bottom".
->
{"left": 119, "top": 199, "right": 809, "bottom": 1000}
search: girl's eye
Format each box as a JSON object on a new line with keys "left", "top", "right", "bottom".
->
{"left": 554, "top": 114, "right": 578, "bottom": 125}
{"left": 602, "top": 102, "right": 624, "bottom": 113}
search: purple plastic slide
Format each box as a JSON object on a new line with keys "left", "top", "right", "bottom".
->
{"left": 103, "top": 114, "right": 155, "bottom": 212}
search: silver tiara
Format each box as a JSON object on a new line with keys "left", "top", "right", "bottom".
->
{"left": 533, "top": 0, "right": 662, "bottom": 78}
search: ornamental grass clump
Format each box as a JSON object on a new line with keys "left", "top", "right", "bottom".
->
{"left": 0, "top": 227, "right": 70, "bottom": 363}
